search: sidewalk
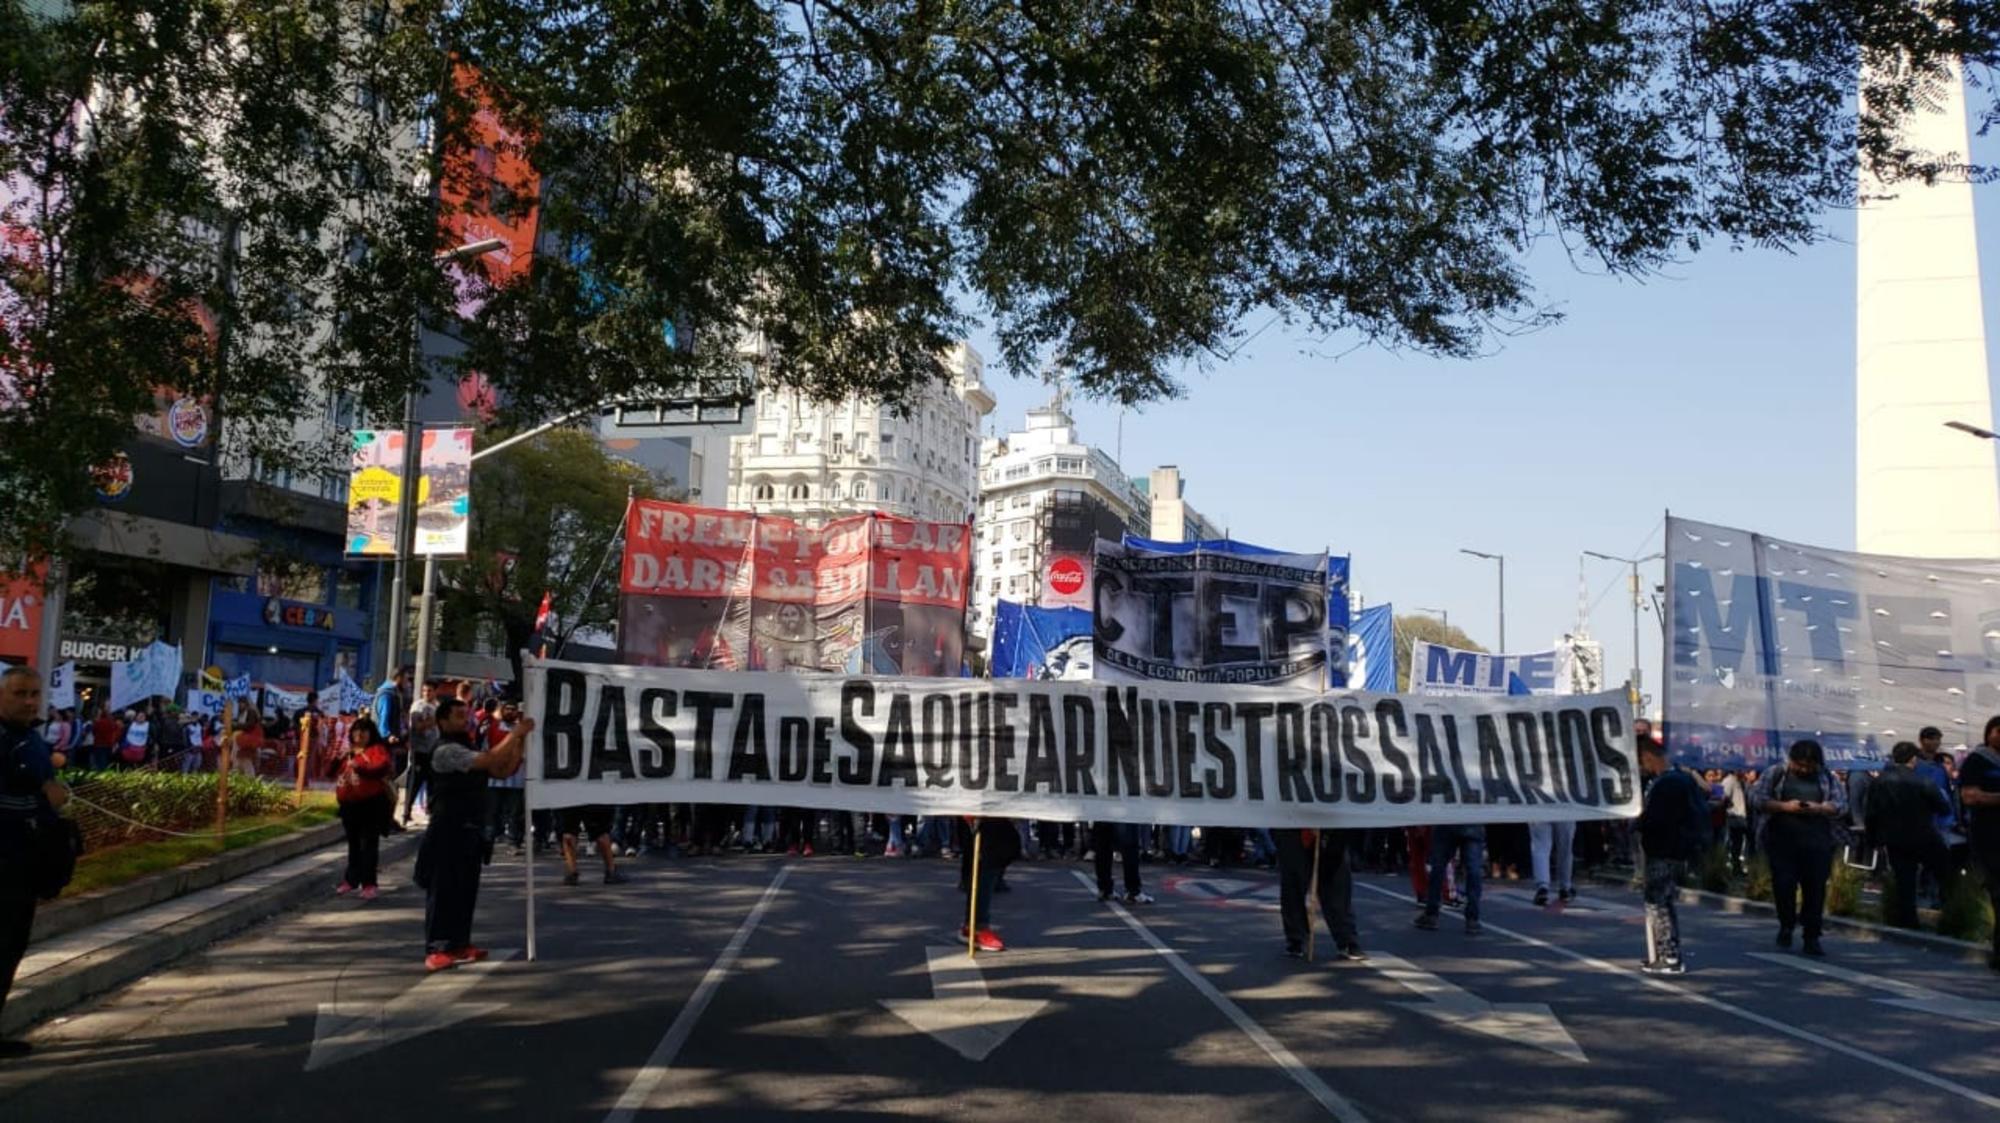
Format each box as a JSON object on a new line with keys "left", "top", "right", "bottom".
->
{"left": 3, "top": 824, "right": 420, "bottom": 1037}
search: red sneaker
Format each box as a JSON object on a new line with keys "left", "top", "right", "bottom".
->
{"left": 786, "top": 845, "right": 799, "bottom": 856}
{"left": 974, "top": 929, "right": 1006, "bottom": 953}
{"left": 424, "top": 952, "right": 458, "bottom": 973}
{"left": 802, "top": 844, "right": 815, "bottom": 857}
{"left": 335, "top": 881, "right": 353, "bottom": 896}
{"left": 452, "top": 946, "right": 489, "bottom": 963}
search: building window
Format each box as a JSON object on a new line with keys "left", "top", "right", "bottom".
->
{"left": 851, "top": 474, "right": 868, "bottom": 500}
{"left": 789, "top": 482, "right": 809, "bottom": 500}
{"left": 879, "top": 482, "right": 892, "bottom": 501}
{"left": 753, "top": 483, "right": 775, "bottom": 501}
{"left": 1004, "top": 464, "right": 1029, "bottom": 481}
{"left": 827, "top": 481, "right": 843, "bottom": 500}
{"left": 1011, "top": 548, "right": 1030, "bottom": 564}
{"left": 880, "top": 434, "right": 894, "bottom": 456}
{"left": 830, "top": 434, "right": 844, "bottom": 458}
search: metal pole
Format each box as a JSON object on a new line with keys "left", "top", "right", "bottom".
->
{"left": 1629, "top": 562, "right": 1643, "bottom": 710}
{"left": 1497, "top": 556, "right": 1506, "bottom": 653}
{"left": 414, "top": 555, "right": 438, "bottom": 694}
{"left": 385, "top": 390, "right": 421, "bottom": 680}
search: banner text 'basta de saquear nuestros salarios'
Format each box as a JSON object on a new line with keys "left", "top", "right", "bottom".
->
{"left": 524, "top": 658, "right": 1641, "bottom": 828}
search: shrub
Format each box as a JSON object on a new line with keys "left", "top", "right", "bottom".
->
{"left": 1699, "top": 844, "right": 1734, "bottom": 893}
{"left": 59, "top": 769, "right": 297, "bottom": 848}
{"left": 1827, "top": 860, "right": 1869, "bottom": 919}
{"left": 1938, "top": 871, "right": 1995, "bottom": 945}
{"left": 1744, "top": 855, "right": 1774, "bottom": 902}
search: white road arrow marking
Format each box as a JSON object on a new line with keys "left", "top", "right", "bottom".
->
{"left": 1370, "top": 952, "right": 1587, "bottom": 1062}
{"left": 879, "top": 945, "right": 1048, "bottom": 1062}
{"left": 306, "top": 949, "right": 520, "bottom": 1071}
{"left": 1747, "top": 952, "right": 2000, "bottom": 1028}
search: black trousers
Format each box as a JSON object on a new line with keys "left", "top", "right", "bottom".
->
{"left": 1275, "top": 829, "right": 1357, "bottom": 951}
{"left": 0, "top": 883, "right": 34, "bottom": 1028}
{"left": 1885, "top": 838, "right": 1951, "bottom": 929}
{"left": 402, "top": 752, "right": 433, "bottom": 822}
{"left": 1766, "top": 835, "right": 1834, "bottom": 940}
{"left": 1093, "top": 822, "right": 1142, "bottom": 897}
{"left": 959, "top": 820, "right": 1020, "bottom": 931}
{"left": 423, "top": 823, "right": 483, "bottom": 954}
{"left": 339, "top": 800, "right": 384, "bottom": 887}
{"left": 1979, "top": 850, "right": 2000, "bottom": 960}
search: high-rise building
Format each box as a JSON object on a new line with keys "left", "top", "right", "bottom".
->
{"left": 967, "top": 398, "right": 1217, "bottom": 646}
{"left": 1855, "top": 60, "right": 2000, "bottom": 558}
{"left": 725, "top": 342, "right": 995, "bottom": 523}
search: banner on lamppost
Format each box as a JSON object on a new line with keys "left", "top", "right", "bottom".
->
{"left": 345, "top": 427, "right": 474, "bottom": 558}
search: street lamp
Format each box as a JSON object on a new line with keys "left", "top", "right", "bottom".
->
{"left": 1945, "top": 420, "right": 1998, "bottom": 440}
{"left": 383, "top": 238, "right": 509, "bottom": 688}
{"left": 1458, "top": 549, "right": 1504, "bottom": 651}
{"left": 1414, "top": 606, "right": 1449, "bottom": 630}
{"left": 1585, "top": 549, "right": 1665, "bottom": 709}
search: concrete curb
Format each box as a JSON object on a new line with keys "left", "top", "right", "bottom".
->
{"left": 1583, "top": 868, "right": 1990, "bottom": 963}
{"left": 30, "top": 818, "right": 348, "bottom": 944}
{"left": 3, "top": 830, "right": 420, "bottom": 1038}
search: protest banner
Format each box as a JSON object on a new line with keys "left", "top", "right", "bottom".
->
{"left": 521, "top": 656, "right": 1641, "bottom": 829}
{"left": 989, "top": 600, "right": 1094, "bottom": 680}
{"left": 616, "top": 500, "right": 971, "bottom": 676}
{"left": 1409, "top": 640, "right": 1559, "bottom": 697}
{"left": 1093, "top": 537, "right": 1334, "bottom": 688}
{"left": 1347, "top": 604, "right": 1395, "bottom": 693}
{"left": 109, "top": 641, "right": 182, "bottom": 710}
{"left": 1666, "top": 514, "right": 2000, "bottom": 768}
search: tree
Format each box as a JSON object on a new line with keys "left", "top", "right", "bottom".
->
{"left": 5, "top": 1, "right": 1998, "bottom": 553}
{"left": 1392, "top": 614, "right": 1487, "bottom": 693}
{"left": 434, "top": 427, "right": 667, "bottom": 684}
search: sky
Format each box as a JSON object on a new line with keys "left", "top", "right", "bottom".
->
{"left": 961, "top": 119, "right": 2000, "bottom": 716}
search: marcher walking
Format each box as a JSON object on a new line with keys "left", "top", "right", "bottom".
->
{"left": 1529, "top": 819, "right": 1577, "bottom": 907}
{"left": 1752, "top": 739, "right": 1846, "bottom": 958}
{"left": 1277, "top": 828, "right": 1365, "bottom": 961}
{"left": 1090, "top": 820, "right": 1152, "bottom": 905}
{"left": 1637, "top": 740, "right": 1707, "bottom": 974}
{"left": 1414, "top": 824, "right": 1485, "bottom": 935}
{"left": 1866, "top": 742, "right": 1953, "bottom": 930}
{"left": 1956, "top": 717, "right": 2000, "bottom": 970}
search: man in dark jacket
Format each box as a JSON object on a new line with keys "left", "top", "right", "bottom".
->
{"left": 1868, "top": 741, "right": 1954, "bottom": 929}
{"left": 0, "top": 667, "right": 69, "bottom": 1057}
{"left": 1636, "top": 739, "right": 1707, "bottom": 974}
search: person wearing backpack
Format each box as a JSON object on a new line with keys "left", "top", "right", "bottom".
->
{"left": 1752, "top": 739, "right": 1847, "bottom": 958}
{"left": 1636, "top": 739, "right": 1709, "bottom": 974}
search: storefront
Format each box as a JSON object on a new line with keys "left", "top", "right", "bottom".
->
{"left": 207, "top": 580, "right": 373, "bottom": 702}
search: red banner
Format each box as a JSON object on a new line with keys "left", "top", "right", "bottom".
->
{"left": 0, "top": 565, "right": 45, "bottom": 666}
{"left": 619, "top": 501, "right": 969, "bottom": 675}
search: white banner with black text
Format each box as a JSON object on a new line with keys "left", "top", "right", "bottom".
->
{"left": 523, "top": 657, "right": 1641, "bottom": 828}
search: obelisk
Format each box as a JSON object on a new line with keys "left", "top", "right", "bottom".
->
{"left": 1855, "top": 59, "right": 2000, "bottom": 558}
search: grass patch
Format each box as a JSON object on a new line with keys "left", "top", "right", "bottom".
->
{"left": 63, "top": 802, "right": 340, "bottom": 897}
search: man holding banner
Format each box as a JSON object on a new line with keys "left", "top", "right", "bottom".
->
{"left": 418, "top": 697, "right": 529, "bottom": 973}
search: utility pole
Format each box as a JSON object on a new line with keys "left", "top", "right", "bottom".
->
{"left": 1585, "top": 549, "right": 1664, "bottom": 710}
{"left": 1459, "top": 549, "right": 1505, "bottom": 651}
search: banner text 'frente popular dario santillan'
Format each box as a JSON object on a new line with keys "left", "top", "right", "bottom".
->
{"left": 524, "top": 658, "right": 1641, "bottom": 828}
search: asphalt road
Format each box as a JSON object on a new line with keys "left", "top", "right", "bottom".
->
{"left": 3, "top": 844, "right": 1998, "bottom": 1122}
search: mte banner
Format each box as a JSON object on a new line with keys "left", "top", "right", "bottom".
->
{"left": 1410, "top": 640, "right": 1559, "bottom": 697}
{"left": 1093, "top": 537, "right": 1336, "bottom": 688}
{"left": 1666, "top": 515, "right": 2000, "bottom": 769}
{"left": 522, "top": 657, "right": 1641, "bottom": 829}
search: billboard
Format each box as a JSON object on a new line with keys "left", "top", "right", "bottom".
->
{"left": 617, "top": 500, "right": 970, "bottom": 676}
{"left": 440, "top": 61, "right": 539, "bottom": 318}
{"left": 1410, "top": 640, "right": 1559, "bottom": 697}
{"left": 345, "top": 427, "right": 474, "bottom": 558}
{"left": 1093, "top": 536, "right": 1331, "bottom": 687}
{"left": 1666, "top": 514, "right": 2000, "bottom": 769}
{"left": 1041, "top": 552, "right": 1091, "bottom": 609}
{"left": 0, "top": 566, "right": 43, "bottom": 666}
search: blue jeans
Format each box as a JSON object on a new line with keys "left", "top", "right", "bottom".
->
{"left": 1248, "top": 829, "right": 1276, "bottom": 864}
{"left": 1167, "top": 825, "right": 1193, "bottom": 859}
{"left": 887, "top": 816, "right": 907, "bottom": 851}
{"left": 740, "top": 806, "right": 776, "bottom": 847}
{"left": 1424, "top": 825, "right": 1486, "bottom": 922}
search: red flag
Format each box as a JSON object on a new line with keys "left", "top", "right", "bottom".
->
{"left": 533, "top": 591, "right": 553, "bottom": 632}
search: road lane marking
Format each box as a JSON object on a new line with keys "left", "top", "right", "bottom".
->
{"left": 605, "top": 865, "right": 791, "bottom": 1123}
{"left": 1071, "top": 870, "right": 1371, "bottom": 1123}
{"left": 307, "top": 948, "right": 519, "bottom": 1071}
{"left": 1368, "top": 951, "right": 1586, "bottom": 1062}
{"left": 879, "top": 945, "right": 1049, "bottom": 1061}
{"left": 1748, "top": 952, "right": 2000, "bottom": 1028}
{"left": 1354, "top": 881, "right": 2000, "bottom": 1112}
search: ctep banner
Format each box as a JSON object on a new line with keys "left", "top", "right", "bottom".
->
{"left": 616, "top": 500, "right": 971, "bottom": 676}
{"left": 1409, "top": 640, "right": 1559, "bottom": 697}
{"left": 1666, "top": 515, "right": 2000, "bottom": 769}
{"left": 1093, "top": 537, "right": 1335, "bottom": 688}
{"left": 522, "top": 656, "right": 1642, "bottom": 828}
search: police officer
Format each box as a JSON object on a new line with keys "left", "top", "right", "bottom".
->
{"left": 1, "top": 666, "right": 69, "bottom": 1055}
{"left": 1276, "top": 827, "right": 1365, "bottom": 961}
